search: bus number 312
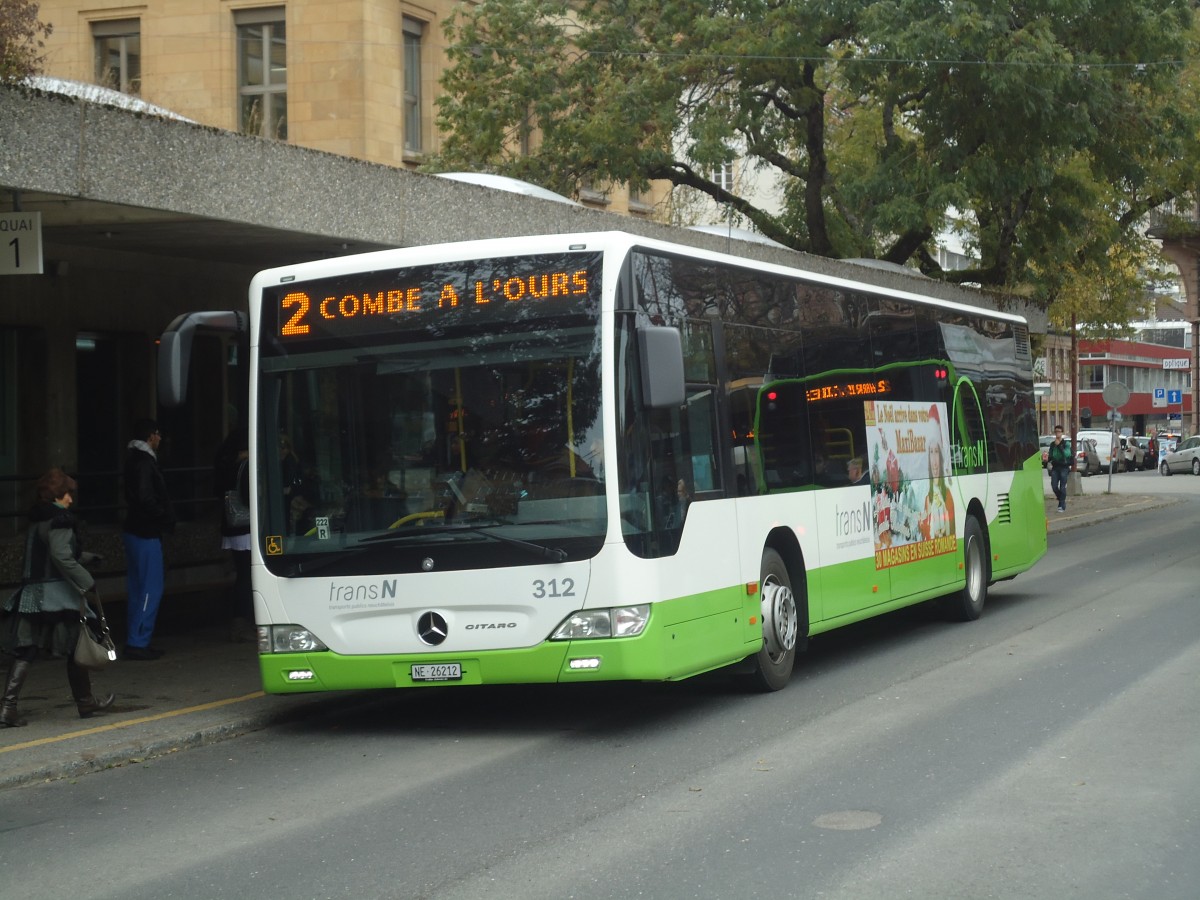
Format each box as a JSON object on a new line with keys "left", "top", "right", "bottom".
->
{"left": 533, "top": 578, "right": 576, "bottom": 599}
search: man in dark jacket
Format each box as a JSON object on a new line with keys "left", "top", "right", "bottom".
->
{"left": 1047, "top": 424, "right": 1072, "bottom": 513}
{"left": 121, "top": 418, "right": 176, "bottom": 660}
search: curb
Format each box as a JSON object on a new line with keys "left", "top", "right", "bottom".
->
{"left": 1045, "top": 493, "right": 1180, "bottom": 533}
{"left": 0, "top": 691, "right": 361, "bottom": 791}
{"left": 0, "top": 717, "right": 265, "bottom": 790}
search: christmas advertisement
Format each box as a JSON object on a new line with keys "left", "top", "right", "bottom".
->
{"left": 864, "top": 400, "right": 958, "bottom": 569}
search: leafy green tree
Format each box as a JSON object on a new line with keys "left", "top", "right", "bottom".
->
{"left": 432, "top": 0, "right": 1200, "bottom": 308}
{"left": 0, "top": 0, "right": 52, "bottom": 84}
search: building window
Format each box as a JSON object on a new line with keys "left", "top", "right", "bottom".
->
{"left": 237, "top": 8, "right": 287, "bottom": 140}
{"left": 580, "top": 178, "right": 610, "bottom": 206}
{"left": 713, "top": 162, "right": 735, "bottom": 193}
{"left": 403, "top": 18, "right": 425, "bottom": 154}
{"left": 93, "top": 19, "right": 141, "bottom": 95}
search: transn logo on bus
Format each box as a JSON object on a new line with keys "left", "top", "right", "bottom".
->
{"left": 960, "top": 438, "right": 987, "bottom": 469}
{"left": 328, "top": 579, "right": 398, "bottom": 604}
{"left": 835, "top": 500, "right": 872, "bottom": 537}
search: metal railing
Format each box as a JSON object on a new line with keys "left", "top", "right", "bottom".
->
{"left": 1146, "top": 198, "right": 1200, "bottom": 238}
{"left": 0, "top": 465, "right": 234, "bottom": 594}
{"left": 0, "top": 465, "right": 218, "bottom": 533}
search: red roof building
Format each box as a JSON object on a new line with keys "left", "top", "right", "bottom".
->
{"left": 1077, "top": 338, "right": 1193, "bottom": 434}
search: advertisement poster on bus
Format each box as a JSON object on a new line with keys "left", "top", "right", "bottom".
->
{"left": 864, "top": 400, "right": 957, "bottom": 569}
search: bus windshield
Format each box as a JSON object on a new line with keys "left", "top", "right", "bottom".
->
{"left": 257, "top": 305, "right": 605, "bottom": 577}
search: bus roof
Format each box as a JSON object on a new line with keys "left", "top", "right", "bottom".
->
{"left": 250, "top": 231, "right": 1028, "bottom": 327}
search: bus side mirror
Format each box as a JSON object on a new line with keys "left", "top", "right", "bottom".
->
{"left": 157, "top": 310, "right": 245, "bottom": 407}
{"left": 638, "top": 325, "right": 685, "bottom": 409}
{"left": 157, "top": 325, "right": 190, "bottom": 408}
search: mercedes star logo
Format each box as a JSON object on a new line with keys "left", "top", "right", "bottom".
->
{"left": 417, "top": 611, "right": 449, "bottom": 646}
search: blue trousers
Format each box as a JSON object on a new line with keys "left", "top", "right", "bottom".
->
{"left": 1049, "top": 466, "right": 1069, "bottom": 508}
{"left": 123, "top": 533, "right": 164, "bottom": 649}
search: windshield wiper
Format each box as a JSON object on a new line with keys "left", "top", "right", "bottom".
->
{"left": 449, "top": 525, "right": 568, "bottom": 562}
{"left": 360, "top": 521, "right": 567, "bottom": 563}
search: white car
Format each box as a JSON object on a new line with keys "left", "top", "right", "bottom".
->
{"left": 1159, "top": 435, "right": 1200, "bottom": 476}
{"left": 1118, "top": 436, "right": 1144, "bottom": 472}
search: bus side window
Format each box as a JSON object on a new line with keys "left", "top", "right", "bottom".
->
{"left": 812, "top": 411, "right": 867, "bottom": 487}
{"left": 756, "top": 382, "right": 814, "bottom": 491}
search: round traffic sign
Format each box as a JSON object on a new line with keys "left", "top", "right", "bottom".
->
{"left": 1102, "top": 381, "right": 1130, "bottom": 408}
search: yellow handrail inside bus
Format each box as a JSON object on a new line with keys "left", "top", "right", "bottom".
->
{"left": 388, "top": 510, "right": 445, "bottom": 530}
{"left": 825, "top": 427, "right": 854, "bottom": 461}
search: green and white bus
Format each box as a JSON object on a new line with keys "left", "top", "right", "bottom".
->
{"left": 160, "top": 231, "right": 1046, "bottom": 693}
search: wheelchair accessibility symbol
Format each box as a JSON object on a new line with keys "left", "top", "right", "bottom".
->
{"left": 265, "top": 535, "right": 284, "bottom": 556}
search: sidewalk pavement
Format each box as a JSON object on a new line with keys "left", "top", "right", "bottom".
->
{"left": 0, "top": 606, "right": 349, "bottom": 791}
{"left": 0, "top": 487, "right": 1180, "bottom": 790}
{"left": 1043, "top": 487, "right": 1180, "bottom": 533}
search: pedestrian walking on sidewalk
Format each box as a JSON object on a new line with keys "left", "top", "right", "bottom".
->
{"left": 1, "top": 469, "right": 114, "bottom": 727}
{"left": 122, "top": 418, "right": 176, "bottom": 660}
{"left": 1047, "top": 424, "right": 1072, "bottom": 513}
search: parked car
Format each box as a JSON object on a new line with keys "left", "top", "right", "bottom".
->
{"left": 1159, "top": 435, "right": 1200, "bottom": 476}
{"left": 1074, "top": 438, "right": 1102, "bottom": 476}
{"left": 1039, "top": 434, "right": 1055, "bottom": 469}
{"left": 1134, "top": 435, "right": 1158, "bottom": 471}
{"left": 1118, "top": 436, "right": 1144, "bottom": 472}
{"left": 1077, "top": 430, "right": 1119, "bottom": 471}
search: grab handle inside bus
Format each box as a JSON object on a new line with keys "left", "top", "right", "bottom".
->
{"left": 158, "top": 310, "right": 246, "bottom": 407}
{"left": 638, "top": 325, "right": 685, "bottom": 409}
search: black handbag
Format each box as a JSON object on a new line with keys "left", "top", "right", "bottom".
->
{"left": 75, "top": 589, "right": 117, "bottom": 669}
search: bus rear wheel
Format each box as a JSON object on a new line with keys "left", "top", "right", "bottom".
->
{"left": 942, "top": 515, "right": 988, "bottom": 621}
{"left": 746, "top": 548, "right": 800, "bottom": 692}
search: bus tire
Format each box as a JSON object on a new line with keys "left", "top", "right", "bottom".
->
{"left": 745, "top": 548, "right": 801, "bottom": 692}
{"left": 943, "top": 515, "right": 988, "bottom": 622}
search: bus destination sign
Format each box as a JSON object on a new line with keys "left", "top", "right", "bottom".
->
{"left": 269, "top": 252, "right": 601, "bottom": 342}
{"left": 805, "top": 378, "right": 892, "bottom": 403}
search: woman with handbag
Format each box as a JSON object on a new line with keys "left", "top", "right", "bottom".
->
{"left": 1, "top": 468, "right": 115, "bottom": 727}
{"left": 215, "top": 427, "right": 254, "bottom": 643}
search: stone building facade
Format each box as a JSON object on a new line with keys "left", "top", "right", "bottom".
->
{"left": 32, "top": 0, "right": 661, "bottom": 216}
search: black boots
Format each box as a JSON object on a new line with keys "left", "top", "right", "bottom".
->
{"left": 0, "top": 658, "right": 31, "bottom": 728}
{"left": 67, "top": 659, "right": 115, "bottom": 719}
{"left": 0, "top": 657, "right": 114, "bottom": 724}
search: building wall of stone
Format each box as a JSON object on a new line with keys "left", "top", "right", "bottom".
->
{"left": 34, "top": 0, "right": 663, "bottom": 215}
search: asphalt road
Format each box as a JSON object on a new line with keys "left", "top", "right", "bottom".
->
{"left": 2, "top": 489, "right": 1197, "bottom": 900}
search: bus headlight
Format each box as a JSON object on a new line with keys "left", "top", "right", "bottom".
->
{"left": 612, "top": 605, "right": 650, "bottom": 636}
{"left": 260, "top": 625, "right": 328, "bottom": 654}
{"left": 550, "top": 605, "right": 649, "bottom": 640}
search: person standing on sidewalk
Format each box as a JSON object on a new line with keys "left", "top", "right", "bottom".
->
{"left": 122, "top": 418, "right": 176, "bottom": 660}
{"left": 1047, "top": 424, "right": 1072, "bottom": 513}
{"left": 214, "top": 425, "right": 254, "bottom": 643}
{"left": 1, "top": 469, "right": 114, "bottom": 727}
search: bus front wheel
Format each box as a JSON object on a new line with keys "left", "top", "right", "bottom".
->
{"left": 746, "top": 548, "right": 801, "bottom": 692}
{"left": 942, "top": 515, "right": 988, "bottom": 622}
